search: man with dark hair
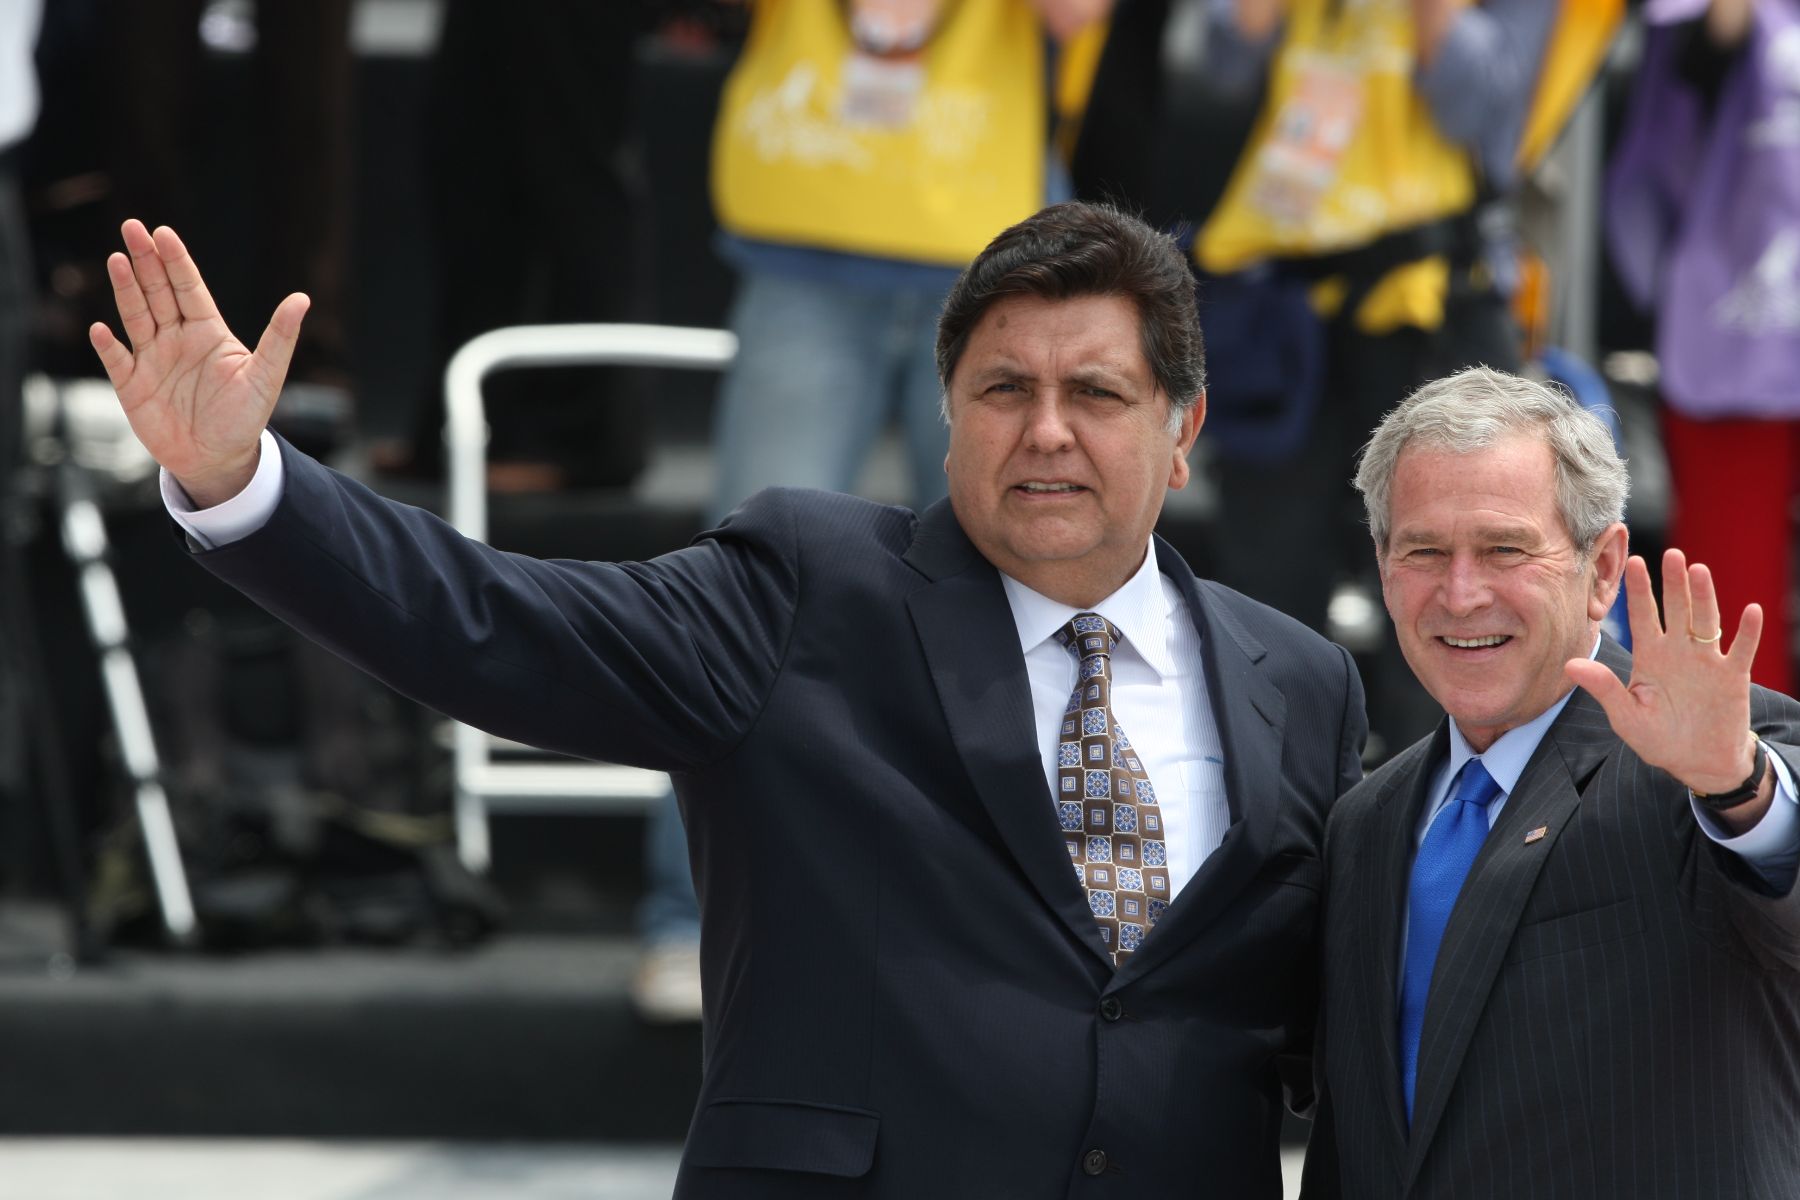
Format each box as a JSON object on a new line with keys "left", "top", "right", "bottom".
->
{"left": 92, "top": 200, "right": 1364, "bottom": 1196}
{"left": 935, "top": 201, "right": 1207, "bottom": 416}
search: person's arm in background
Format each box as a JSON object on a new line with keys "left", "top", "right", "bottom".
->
{"left": 1028, "top": 0, "right": 1114, "bottom": 42}
{"left": 1412, "top": 0, "right": 1558, "bottom": 189}
{"left": 1705, "top": 0, "right": 1753, "bottom": 48}
{"left": 1675, "top": 0, "right": 1753, "bottom": 108}
{"left": 1194, "top": 0, "right": 1287, "bottom": 102}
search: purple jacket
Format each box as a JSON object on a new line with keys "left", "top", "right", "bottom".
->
{"left": 1607, "top": 0, "right": 1800, "bottom": 418}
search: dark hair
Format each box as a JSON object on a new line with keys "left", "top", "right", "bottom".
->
{"left": 935, "top": 201, "right": 1206, "bottom": 420}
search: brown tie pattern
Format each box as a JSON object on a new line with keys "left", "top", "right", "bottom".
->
{"left": 1055, "top": 614, "right": 1170, "bottom": 966}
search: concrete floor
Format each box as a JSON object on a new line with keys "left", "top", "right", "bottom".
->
{"left": 0, "top": 1140, "right": 1307, "bottom": 1199}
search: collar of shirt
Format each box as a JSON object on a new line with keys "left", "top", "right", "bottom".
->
{"left": 998, "top": 538, "right": 1180, "bottom": 676}
{"left": 1423, "top": 632, "right": 1603, "bottom": 840}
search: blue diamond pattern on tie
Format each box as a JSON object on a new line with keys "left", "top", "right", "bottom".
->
{"left": 1055, "top": 614, "right": 1170, "bottom": 967}
{"left": 1398, "top": 757, "right": 1503, "bottom": 1122}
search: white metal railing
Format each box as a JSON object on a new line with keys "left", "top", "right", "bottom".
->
{"left": 442, "top": 324, "right": 736, "bottom": 872}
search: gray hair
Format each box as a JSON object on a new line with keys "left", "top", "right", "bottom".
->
{"left": 1354, "top": 366, "right": 1629, "bottom": 557}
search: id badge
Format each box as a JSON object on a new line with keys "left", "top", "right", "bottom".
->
{"left": 1246, "top": 62, "right": 1365, "bottom": 228}
{"left": 839, "top": 50, "right": 926, "bottom": 128}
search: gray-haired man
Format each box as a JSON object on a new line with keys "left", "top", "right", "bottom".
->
{"left": 1305, "top": 367, "right": 1800, "bottom": 1198}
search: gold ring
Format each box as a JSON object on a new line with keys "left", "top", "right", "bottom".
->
{"left": 1689, "top": 629, "right": 1723, "bottom": 645}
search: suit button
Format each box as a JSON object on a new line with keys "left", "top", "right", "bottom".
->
{"left": 1099, "top": 997, "right": 1123, "bottom": 1022}
{"left": 1082, "top": 1149, "right": 1108, "bottom": 1176}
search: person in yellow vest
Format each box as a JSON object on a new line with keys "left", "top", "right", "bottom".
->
{"left": 1189, "top": 0, "right": 1562, "bottom": 751}
{"left": 707, "top": 0, "right": 1108, "bottom": 520}
{"left": 633, "top": 0, "right": 1112, "bottom": 1020}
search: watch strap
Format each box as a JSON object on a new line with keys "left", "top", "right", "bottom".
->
{"left": 1694, "top": 738, "right": 1769, "bottom": 812}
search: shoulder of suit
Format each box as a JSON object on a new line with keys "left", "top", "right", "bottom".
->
{"left": 713, "top": 487, "right": 921, "bottom": 554}
{"left": 1340, "top": 734, "right": 1434, "bottom": 811}
{"left": 1192, "top": 575, "right": 1351, "bottom": 665}
{"left": 1751, "top": 681, "right": 1800, "bottom": 723}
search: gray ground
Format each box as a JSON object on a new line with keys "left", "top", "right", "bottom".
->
{"left": 0, "top": 1141, "right": 1305, "bottom": 1199}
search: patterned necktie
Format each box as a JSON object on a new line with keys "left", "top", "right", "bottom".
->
{"left": 1398, "top": 757, "right": 1503, "bottom": 1122}
{"left": 1055, "top": 613, "right": 1170, "bottom": 967}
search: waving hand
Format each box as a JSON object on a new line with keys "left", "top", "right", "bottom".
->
{"left": 88, "top": 220, "right": 309, "bottom": 507}
{"left": 1565, "top": 549, "right": 1769, "bottom": 823}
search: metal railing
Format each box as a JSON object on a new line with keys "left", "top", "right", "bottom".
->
{"left": 441, "top": 323, "right": 736, "bottom": 872}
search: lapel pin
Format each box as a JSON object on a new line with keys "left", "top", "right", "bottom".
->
{"left": 1523, "top": 826, "right": 1548, "bottom": 845}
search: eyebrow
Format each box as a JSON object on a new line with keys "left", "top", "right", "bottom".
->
{"left": 962, "top": 362, "right": 1137, "bottom": 389}
{"left": 1391, "top": 523, "right": 1540, "bottom": 548}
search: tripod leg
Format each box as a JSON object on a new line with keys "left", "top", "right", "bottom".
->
{"left": 56, "top": 464, "right": 198, "bottom": 946}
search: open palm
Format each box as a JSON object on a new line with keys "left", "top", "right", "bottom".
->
{"left": 1565, "top": 549, "right": 1762, "bottom": 795}
{"left": 88, "top": 220, "right": 309, "bottom": 504}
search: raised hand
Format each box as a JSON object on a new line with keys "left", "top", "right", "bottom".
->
{"left": 1565, "top": 549, "right": 1765, "bottom": 809}
{"left": 88, "top": 220, "right": 310, "bottom": 507}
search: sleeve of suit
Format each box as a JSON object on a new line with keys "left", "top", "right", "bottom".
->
{"left": 1691, "top": 749, "right": 1800, "bottom": 891}
{"left": 1713, "top": 688, "right": 1800, "bottom": 972}
{"left": 181, "top": 435, "right": 799, "bottom": 774}
{"left": 1282, "top": 643, "right": 1367, "bottom": 1131}
{"left": 1298, "top": 665, "right": 1362, "bottom": 1200}
{"left": 1333, "top": 643, "right": 1368, "bottom": 799}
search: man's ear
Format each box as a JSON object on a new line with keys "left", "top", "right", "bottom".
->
{"left": 1587, "top": 521, "right": 1630, "bottom": 620}
{"left": 1168, "top": 390, "right": 1205, "bottom": 489}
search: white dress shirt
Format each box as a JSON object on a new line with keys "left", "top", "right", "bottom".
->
{"left": 1001, "top": 541, "right": 1229, "bottom": 900}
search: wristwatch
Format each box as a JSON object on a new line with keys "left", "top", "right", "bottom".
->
{"left": 1693, "top": 738, "right": 1769, "bottom": 812}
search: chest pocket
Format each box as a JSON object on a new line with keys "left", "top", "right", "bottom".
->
{"left": 685, "top": 1097, "right": 880, "bottom": 1177}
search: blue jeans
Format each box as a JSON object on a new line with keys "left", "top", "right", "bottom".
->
{"left": 638, "top": 267, "right": 952, "bottom": 947}
{"left": 638, "top": 787, "right": 702, "bottom": 946}
{"left": 709, "top": 268, "right": 952, "bottom": 521}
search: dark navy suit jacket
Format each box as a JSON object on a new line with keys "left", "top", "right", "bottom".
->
{"left": 196, "top": 438, "right": 1367, "bottom": 1198}
{"left": 1307, "top": 638, "right": 1800, "bottom": 1199}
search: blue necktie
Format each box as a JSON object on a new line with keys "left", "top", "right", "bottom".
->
{"left": 1398, "top": 758, "right": 1502, "bottom": 1123}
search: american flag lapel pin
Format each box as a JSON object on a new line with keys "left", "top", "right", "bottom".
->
{"left": 1523, "top": 826, "right": 1548, "bottom": 845}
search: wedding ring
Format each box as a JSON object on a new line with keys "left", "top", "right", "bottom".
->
{"left": 1688, "top": 629, "right": 1723, "bottom": 645}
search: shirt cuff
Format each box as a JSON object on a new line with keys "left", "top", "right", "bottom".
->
{"left": 1691, "top": 742, "right": 1800, "bottom": 880}
{"left": 160, "top": 429, "right": 284, "bottom": 550}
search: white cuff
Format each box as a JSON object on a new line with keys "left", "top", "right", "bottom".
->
{"left": 1692, "top": 743, "right": 1800, "bottom": 872}
{"left": 160, "top": 429, "right": 285, "bottom": 549}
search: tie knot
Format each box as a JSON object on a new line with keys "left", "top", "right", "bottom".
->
{"left": 1057, "top": 613, "right": 1119, "bottom": 660}
{"left": 1454, "top": 759, "right": 1503, "bottom": 810}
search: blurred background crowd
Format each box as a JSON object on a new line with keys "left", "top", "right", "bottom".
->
{"left": 0, "top": 0, "right": 1795, "bottom": 1165}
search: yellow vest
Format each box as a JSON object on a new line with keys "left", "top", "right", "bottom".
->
{"left": 1196, "top": 0, "right": 1478, "bottom": 331}
{"left": 711, "top": 0, "right": 1046, "bottom": 266}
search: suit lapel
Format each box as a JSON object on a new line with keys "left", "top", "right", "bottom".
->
{"left": 1403, "top": 641, "right": 1628, "bottom": 1186}
{"left": 903, "top": 502, "right": 1114, "bottom": 968}
{"left": 1355, "top": 731, "right": 1446, "bottom": 1154}
{"left": 1115, "top": 542, "right": 1289, "bottom": 982}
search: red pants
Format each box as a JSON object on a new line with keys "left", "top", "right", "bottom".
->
{"left": 1661, "top": 406, "right": 1799, "bottom": 696}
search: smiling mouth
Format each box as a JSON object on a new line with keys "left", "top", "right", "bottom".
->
{"left": 1015, "top": 482, "right": 1086, "bottom": 494}
{"left": 1439, "top": 635, "right": 1512, "bottom": 649}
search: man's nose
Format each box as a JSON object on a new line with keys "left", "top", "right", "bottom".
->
{"left": 1441, "top": 555, "right": 1491, "bottom": 613}
{"left": 1022, "top": 392, "right": 1075, "bottom": 451}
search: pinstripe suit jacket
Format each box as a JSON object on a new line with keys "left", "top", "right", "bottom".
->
{"left": 1307, "top": 638, "right": 1800, "bottom": 1199}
